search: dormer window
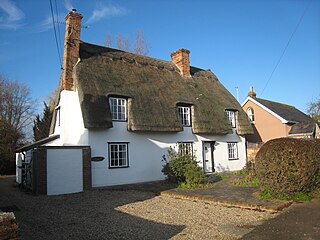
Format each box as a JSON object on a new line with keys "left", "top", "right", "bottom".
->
{"left": 247, "top": 107, "right": 255, "bottom": 123}
{"left": 178, "top": 105, "right": 191, "bottom": 126}
{"left": 109, "top": 97, "right": 127, "bottom": 121}
{"left": 226, "top": 110, "right": 236, "bottom": 128}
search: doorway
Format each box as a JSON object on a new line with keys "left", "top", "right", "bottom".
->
{"left": 202, "top": 141, "right": 215, "bottom": 173}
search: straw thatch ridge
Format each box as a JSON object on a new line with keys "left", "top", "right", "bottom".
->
{"left": 74, "top": 41, "right": 253, "bottom": 135}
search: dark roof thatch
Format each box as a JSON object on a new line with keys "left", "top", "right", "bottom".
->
{"left": 255, "top": 98, "right": 313, "bottom": 123}
{"left": 74, "top": 41, "right": 253, "bottom": 135}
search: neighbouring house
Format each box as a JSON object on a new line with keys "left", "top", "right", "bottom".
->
{"left": 16, "top": 10, "right": 252, "bottom": 195}
{"left": 242, "top": 87, "right": 319, "bottom": 145}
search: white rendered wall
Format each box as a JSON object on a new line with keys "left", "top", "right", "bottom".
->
{"left": 46, "top": 148, "right": 83, "bottom": 195}
{"left": 51, "top": 90, "right": 88, "bottom": 146}
{"left": 90, "top": 122, "right": 247, "bottom": 187}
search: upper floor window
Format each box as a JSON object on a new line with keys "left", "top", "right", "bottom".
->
{"left": 178, "top": 106, "right": 191, "bottom": 126}
{"left": 109, "top": 97, "right": 127, "bottom": 121}
{"left": 226, "top": 110, "right": 236, "bottom": 128}
{"left": 247, "top": 107, "right": 255, "bottom": 122}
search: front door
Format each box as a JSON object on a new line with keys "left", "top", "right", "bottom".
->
{"left": 202, "top": 142, "right": 215, "bottom": 173}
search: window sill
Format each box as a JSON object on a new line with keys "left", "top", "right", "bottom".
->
{"left": 228, "top": 158, "right": 239, "bottom": 161}
{"left": 108, "top": 166, "right": 130, "bottom": 169}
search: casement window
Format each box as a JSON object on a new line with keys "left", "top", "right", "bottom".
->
{"left": 227, "top": 142, "right": 238, "bottom": 160}
{"left": 109, "top": 97, "right": 127, "bottom": 121}
{"left": 108, "top": 143, "right": 129, "bottom": 168}
{"left": 55, "top": 106, "right": 61, "bottom": 127}
{"left": 178, "top": 106, "right": 191, "bottom": 126}
{"left": 178, "top": 142, "right": 193, "bottom": 156}
{"left": 247, "top": 107, "right": 255, "bottom": 123}
{"left": 226, "top": 110, "right": 236, "bottom": 128}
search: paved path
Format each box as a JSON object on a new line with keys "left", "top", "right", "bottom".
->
{"left": 161, "top": 177, "right": 292, "bottom": 211}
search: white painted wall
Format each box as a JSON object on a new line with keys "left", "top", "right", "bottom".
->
{"left": 46, "top": 148, "right": 83, "bottom": 195}
{"left": 50, "top": 90, "right": 89, "bottom": 146}
{"left": 90, "top": 122, "right": 247, "bottom": 187}
{"left": 48, "top": 89, "right": 247, "bottom": 188}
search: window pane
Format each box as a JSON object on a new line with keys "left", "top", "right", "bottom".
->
{"left": 109, "top": 143, "right": 128, "bottom": 167}
{"left": 110, "top": 97, "right": 127, "bottom": 121}
{"left": 178, "top": 106, "right": 191, "bottom": 126}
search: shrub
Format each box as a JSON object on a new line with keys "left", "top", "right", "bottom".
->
{"left": 162, "top": 147, "right": 205, "bottom": 185}
{"left": 255, "top": 138, "right": 320, "bottom": 198}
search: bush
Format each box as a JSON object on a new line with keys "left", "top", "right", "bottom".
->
{"left": 255, "top": 138, "right": 320, "bottom": 198}
{"left": 162, "top": 148, "right": 205, "bottom": 185}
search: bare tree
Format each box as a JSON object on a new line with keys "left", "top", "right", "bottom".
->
{"left": 105, "top": 32, "right": 112, "bottom": 47}
{"left": 116, "top": 34, "right": 129, "bottom": 52}
{"left": 0, "top": 74, "right": 36, "bottom": 173}
{"left": 134, "top": 30, "right": 149, "bottom": 56}
{"left": 106, "top": 31, "right": 149, "bottom": 55}
{"left": 0, "top": 74, "right": 36, "bottom": 134}
{"left": 307, "top": 98, "right": 320, "bottom": 122}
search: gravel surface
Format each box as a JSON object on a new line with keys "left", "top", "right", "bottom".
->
{"left": 0, "top": 177, "right": 278, "bottom": 239}
{"left": 117, "top": 195, "right": 278, "bottom": 239}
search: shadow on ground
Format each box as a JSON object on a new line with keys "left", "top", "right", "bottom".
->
{"left": 0, "top": 176, "right": 184, "bottom": 240}
{"left": 241, "top": 200, "right": 320, "bottom": 240}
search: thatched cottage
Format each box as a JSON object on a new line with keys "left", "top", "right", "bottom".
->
{"left": 16, "top": 10, "right": 252, "bottom": 195}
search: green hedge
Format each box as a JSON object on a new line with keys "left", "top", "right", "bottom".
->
{"left": 255, "top": 138, "right": 320, "bottom": 197}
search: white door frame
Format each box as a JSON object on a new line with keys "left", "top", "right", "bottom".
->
{"left": 202, "top": 141, "right": 215, "bottom": 173}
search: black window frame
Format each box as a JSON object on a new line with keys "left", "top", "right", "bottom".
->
{"left": 108, "top": 142, "right": 129, "bottom": 168}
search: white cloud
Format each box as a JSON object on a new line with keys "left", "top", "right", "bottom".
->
{"left": 36, "top": 16, "right": 53, "bottom": 32}
{"left": 86, "top": 3, "right": 127, "bottom": 24}
{"left": 64, "top": 0, "right": 73, "bottom": 11}
{"left": 0, "top": 0, "right": 24, "bottom": 29}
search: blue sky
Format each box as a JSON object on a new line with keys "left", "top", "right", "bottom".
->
{"left": 0, "top": 0, "right": 319, "bottom": 114}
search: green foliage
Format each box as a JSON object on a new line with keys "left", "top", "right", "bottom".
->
{"left": 255, "top": 138, "right": 320, "bottom": 198}
{"left": 162, "top": 147, "right": 205, "bottom": 185}
{"left": 33, "top": 102, "right": 53, "bottom": 141}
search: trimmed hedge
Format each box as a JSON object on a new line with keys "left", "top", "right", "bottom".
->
{"left": 255, "top": 138, "right": 320, "bottom": 197}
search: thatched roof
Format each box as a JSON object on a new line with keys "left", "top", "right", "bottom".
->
{"left": 254, "top": 98, "right": 313, "bottom": 123}
{"left": 74, "top": 41, "right": 253, "bottom": 135}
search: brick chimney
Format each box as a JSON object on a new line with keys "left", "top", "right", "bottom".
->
{"left": 61, "top": 9, "right": 83, "bottom": 91}
{"left": 171, "top": 48, "right": 191, "bottom": 77}
{"left": 248, "top": 86, "right": 256, "bottom": 98}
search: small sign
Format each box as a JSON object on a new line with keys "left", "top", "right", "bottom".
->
{"left": 91, "top": 156, "right": 105, "bottom": 162}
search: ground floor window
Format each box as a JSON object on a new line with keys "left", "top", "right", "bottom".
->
{"left": 178, "top": 142, "right": 193, "bottom": 156}
{"left": 227, "top": 142, "right": 238, "bottom": 160}
{"left": 108, "top": 143, "right": 129, "bottom": 168}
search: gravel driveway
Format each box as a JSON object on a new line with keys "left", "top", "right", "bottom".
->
{"left": 0, "top": 176, "right": 278, "bottom": 239}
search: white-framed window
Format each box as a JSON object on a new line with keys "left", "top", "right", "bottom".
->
{"left": 226, "top": 110, "right": 236, "bottom": 128}
{"left": 247, "top": 107, "right": 255, "bottom": 123}
{"left": 108, "top": 143, "right": 129, "bottom": 168}
{"left": 178, "top": 106, "right": 191, "bottom": 126}
{"left": 178, "top": 142, "right": 193, "bottom": 156}
{"left": 227, "top": 142, "right": 238, "bottom": 160}
{"left": 109, "top": 97, "right": 127, "bottom": 121}
{"left": 55, "top": 106, "right": 61, "bottom": 127}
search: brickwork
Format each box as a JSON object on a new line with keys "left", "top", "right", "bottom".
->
{"left": 246, "top": 147, "right": 260, "bottom": 162}
{"left": 171, "top": 48, "right": 191, "bottom": 77}
{"left": 82, "top": 147, "right": 92, "bottom": 191}
{"left": 61, "top": 10, "right": 83, "bottom": 91}
{"left": 34, "top": 148, "right": 47, "bottom": 195}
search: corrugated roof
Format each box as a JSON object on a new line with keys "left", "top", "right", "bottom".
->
{"left": 74, "top": 41, "right": 253, "bottom": 135}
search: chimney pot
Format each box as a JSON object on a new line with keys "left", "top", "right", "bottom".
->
{"left": 171, "top": 48, "right": 191, "bottom": 77}
{"left": 248, "top": 86, "right": 257, "bottom": 98}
